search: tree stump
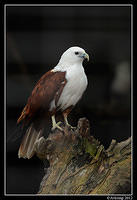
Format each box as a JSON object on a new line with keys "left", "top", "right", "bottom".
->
{"left": 34, "top": 118, "right": 131, "bottom": 194}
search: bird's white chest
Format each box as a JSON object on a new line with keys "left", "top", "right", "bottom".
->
{"left": 57, "top": 65, "right": 88, "bottom": 110}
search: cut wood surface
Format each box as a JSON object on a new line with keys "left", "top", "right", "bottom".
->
{"left": 34, "top": 118, "right": 131, "bottom": 194}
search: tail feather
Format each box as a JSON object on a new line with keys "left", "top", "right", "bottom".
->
{"left": 18, "top": 123, "right": 43, "bottom": 159}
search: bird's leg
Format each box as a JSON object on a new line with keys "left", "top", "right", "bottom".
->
{"left": 63, "top": 107, "right": 76, "bottom": 130}
{"left": 51, "top": 115, "right": 63, "bottom": 131}
{"left": 64, "top": 115, "right": 69, "bottom": 126}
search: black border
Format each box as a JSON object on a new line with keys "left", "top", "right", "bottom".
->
{"left": 1, "top": 1, "right": 136, "bottom": 199}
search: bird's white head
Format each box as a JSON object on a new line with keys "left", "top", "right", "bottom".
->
{"left": 58, "top": 46, "right": 89, "bottom": 67}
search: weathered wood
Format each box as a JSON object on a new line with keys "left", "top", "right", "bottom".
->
{"left": 34, "top": 118, "right": 131, "bottom": 194}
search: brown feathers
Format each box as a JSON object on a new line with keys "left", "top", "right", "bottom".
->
{"left": 17, "top": 70, "right": 67, "bottom": 159}
{"left": 17, "top": 70, "right": 67, "bottom": 125}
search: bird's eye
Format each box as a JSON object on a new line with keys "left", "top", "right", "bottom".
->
{"left": 75, "top": 52, "right": 79, "bottom": 55}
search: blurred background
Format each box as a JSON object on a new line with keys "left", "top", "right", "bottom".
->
{"left": 6, "top": 5, "right": 131, "bottom": 194}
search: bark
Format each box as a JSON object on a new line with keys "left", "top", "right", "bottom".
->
{"left": 34, "top": 118, "right": 131, "bottom": 195}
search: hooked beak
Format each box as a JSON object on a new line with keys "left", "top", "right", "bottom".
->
{"left": 81, "top": 52, "right": 89, "bottom": 61}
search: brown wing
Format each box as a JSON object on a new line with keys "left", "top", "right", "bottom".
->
{"left": 17, "top": 70, "right": 67, "bottom": 124}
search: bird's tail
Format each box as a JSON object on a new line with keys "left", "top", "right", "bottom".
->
{"left": 18, "top": 123, "right": 43, "bottom": 159}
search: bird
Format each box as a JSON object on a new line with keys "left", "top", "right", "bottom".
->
{"left": 17, "top": 46, "right": 89, "bottom": 159}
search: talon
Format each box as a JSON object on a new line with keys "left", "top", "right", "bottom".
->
{"left": 51, "top": 115, "right": 63, "bottom": 131}
{"left": 51, "top": 123, "right": 63, "bottom": 131}
{"left": 56, "top": 121, "right": 62, "bottom": 126}
{"left": 64, "top": 115, "right": 76, "bottom": 130}
{"left": 67, "top": 124, "right": 76, "bottom": 130}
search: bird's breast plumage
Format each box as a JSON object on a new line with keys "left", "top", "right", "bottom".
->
{"left": 56, "top": 64, "right": 88, "bottom": 111}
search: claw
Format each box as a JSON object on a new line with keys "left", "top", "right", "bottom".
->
{"left": 51, "top": 122, "right": 63, "bottom": 131}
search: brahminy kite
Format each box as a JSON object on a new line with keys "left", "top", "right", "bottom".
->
{"left": 17, "top": 46, "right": 89, "bottom": 159}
